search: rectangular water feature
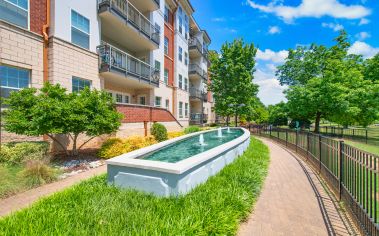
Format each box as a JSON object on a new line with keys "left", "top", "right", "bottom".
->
{"left": 107, "top": 127, "right": 250, "bottom": 197}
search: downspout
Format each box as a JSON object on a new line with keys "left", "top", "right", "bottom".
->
{"left": 42, "top": 0, "right": 50, "bottom": 82}
{"left": 172, "top": 1, "right": 178, "bottom": 121}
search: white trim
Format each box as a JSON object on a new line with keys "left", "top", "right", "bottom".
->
{"left": 2, "top": 0, "right": 30, "bottom": 30}
{"left": 70, "top": 8, "right": 91, "bottom": 50}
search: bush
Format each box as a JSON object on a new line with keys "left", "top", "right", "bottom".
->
{"left": 184, "top": 126, "right": 201, "bottom": 134}
{"left": 98, "top": 136, "right": 157, "bottom": 159}
{"left": 209, "top": 123, "right": 218, "bottom": 127}
{"left": 151, "top": 123, "right": 168, "bottom": 142}
{"left": 167, "top": 131, "right": 184, "bottom": 139}
{"left": 20, "top": 160, "right": 58, "bottom": 188}
{"left": 0, "top": 142, "right": 50, "bottom": 165}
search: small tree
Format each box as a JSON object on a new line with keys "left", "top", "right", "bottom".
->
{"left": 150, "top": 123, "right": 168, "bottom": 142}
{"left": 4, "top": 83, "right": 123, "bottom": 156}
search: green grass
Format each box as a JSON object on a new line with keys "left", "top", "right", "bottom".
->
{"left": 344, "top": 140, "right": 379, "bottom": 156}
{"left": 0, "top": 165, "right": 25, "bottom": 198}
{"left": 0, "top": 137, "right": 270, "bottom": 235}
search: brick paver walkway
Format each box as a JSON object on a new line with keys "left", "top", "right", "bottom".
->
{"left": 0, "top": 165, "right": 106, "bottom": 217}
{"left": 238, "top": 138, "right": 358, "bottom": 236}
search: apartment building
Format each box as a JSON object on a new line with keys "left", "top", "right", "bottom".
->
{"left": 0, "top": 0, "right": 215, "bottom": 140}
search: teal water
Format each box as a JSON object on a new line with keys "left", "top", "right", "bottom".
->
{"left": 142, "top": 129, "right": 244, "bottom": 163}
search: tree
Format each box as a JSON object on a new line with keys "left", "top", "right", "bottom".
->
{"left": 209, "top": 39, "right": 259, "bottom": 125}
{"left": 267, "top": 102, "right": 288, "bottom": 126}
{"left": 277, "top": 31, "right": 379, "bottom": 132}
{"left": 364, "top": 53, "right": 379, "bottom": 82}
{"left": 244, "top": 98, "right": 268, "bottom": 124}
{"left": 4, "top": 83, "right": 123, "bottom": 156}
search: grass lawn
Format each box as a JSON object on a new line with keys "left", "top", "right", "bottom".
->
{"left": 344, "top": 140, "right": 379, "bottom": 156}
{"left": 0, "top": 137, "right": 270, "bottom": 235}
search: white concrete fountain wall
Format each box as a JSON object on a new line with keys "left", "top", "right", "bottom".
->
{"left": 107, "top": 128, "right": 251, "bottom": 197}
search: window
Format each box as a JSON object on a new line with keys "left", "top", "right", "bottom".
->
{"left": 164, "top": 69, "right": 169, "bottom": 85}
{"left": 178, "top": 47, "right": 183, "bottom": 62}
{"left": 139, "top": 96, "right": 146, "bottom": 105}
{"left": 116, "top": 94, "right": 123, "bottom": 103}
{"left": 178, "top": 6, "right": 182, "bottom": 14}
{"left": 184, "top": 15, "right": 189, "bottom": 40}
{"left": 0, "top": 65, "right": 29, "bottom": 104}
{"left": 178, "top": 16, "right": 182, "bottom": 34}
{"left": 154, "top": 60, "right": 161, "bottom": 72}
{"left": 164, "top": 6, "right": 169, "bottom": 23}
{"left": 178, "top": 74, "right": 183, "bottom": 89}
{"left": 124, "top": 95, "right": 129, "bottom": 103}
{"left": 164, "top": 37, "right": 169, "bottom": 55}
{"left": 184, "top": 52, "right": 188, "bottom": 65}
{"left": 179, "top": 102, "right": 183, "bottom": 118}
{"left": 155, "top": 96, "right": 162, "bottom": 107}
{"left": 71, "top": 10, "right": 90, "bottom": 49}
{"left": 184, "top": 78, "right": 188, "bottom": 91}
{"left": 0, "top": 0, "right": 29, "bottom": 28}
{"left": 165, "top": 99, "right": 169, "bottom": 110}
{"left": 72, "top": 77, "right": 91, "bottom": 92}
{"left": 185, "top": 103, "right": 189, "bottom": 118}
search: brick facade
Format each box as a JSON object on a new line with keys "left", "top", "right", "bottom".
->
{"left": 30, "top": 0, "right": 47, "bottom": 35}
{"left": 116, "top": 104, "right": 178, "bottom": 123}
{"left": 0, "top": 21, "right": 44, "bottom": 89}
{"left": 48, "top": 37, "right": 102, "bottom": 91}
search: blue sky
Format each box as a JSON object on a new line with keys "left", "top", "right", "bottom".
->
{"left": 191, "top": 0, "right": 379, "bottom": 105}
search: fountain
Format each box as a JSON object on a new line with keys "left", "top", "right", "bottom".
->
{"left": 199, "top": 134, "right": 205, "bottom": 146}
{"left": 227, "top": 127, "right": 231, "bottom": 133}
{"left": 217, "top": 127, "right": 223, "bottom": 137}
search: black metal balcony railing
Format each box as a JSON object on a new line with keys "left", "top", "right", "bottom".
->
{"left": 189, "top": 37, "right": 209, "bottom": 58}
{"left": 189, "top": 87, "right": 205, "bottom": 99}
{"left": 98, "top": 0, "right": 160, "bottom": 45}
{"left": 190, "top": 113, "right": 208, "bottom": 124}
{"left": 189, "top": 64, "right": 208, "bottom": 80}
{"left": 97, "top": 43, "right": 160, "bottom": 86}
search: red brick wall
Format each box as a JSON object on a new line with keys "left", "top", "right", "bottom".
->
{"left": 164, "top": 9, "right": 175, "bottom": 86}
{"left": 116, "top": 104, "right": 177, "bottom": 123}
{"left": 30, "top": 0, "right": 47, "bottom": 35}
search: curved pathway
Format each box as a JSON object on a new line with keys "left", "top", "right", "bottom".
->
{"left": 238, "top": 138, "right": 358, "bottom": 236}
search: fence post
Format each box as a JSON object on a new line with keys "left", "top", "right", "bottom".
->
{"left": 319, "top": 134, "right": 322, "bottom": 173}
{"left": 306, "top": 132, "right": 310, "bottom": 160}
{"left": 286, "top": 130, "right": 288, "bottom": 147}
{"left": 296, "top": 130, "right": 298, "bottom": 152}
{"left": 339, "top": 140, "right": 344, "bottom": 200}
{"left": 366, "top": 129, "right": 368, "bottom": 144}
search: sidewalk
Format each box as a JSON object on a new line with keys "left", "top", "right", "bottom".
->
{"left": 0, "top": 165, "right": 107, "bottom": 217}
{"left": 238, "top": 138, "right": 358, "bottom": 236}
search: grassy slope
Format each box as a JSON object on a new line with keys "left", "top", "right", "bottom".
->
{"left": 344, "top": 140, "right": 379, "bottom": 156}
{"left": 0, "top": 137, "right": 270, "bottom": 236}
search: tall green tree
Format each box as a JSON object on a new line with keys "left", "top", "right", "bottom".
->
{"left": 267, "top": 102, "right": 288, "bottom": 126}
{"left": 4, "top": 83, "right": 123, "bottom": 156}
{"left": 209, "top": 39, "right": 259, "bottom": 125}
{"left": 364, "top": 53, "right": 379, "bottom": 82}
{"left": 277, "top": 31, "right": 379, "bottom": 131}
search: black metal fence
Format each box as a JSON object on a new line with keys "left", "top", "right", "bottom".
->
{"left": 249, "top": 125, "right": 379, "bottom": 236}
{"left": 316, "top": 126, "right": 379, "bottom": 146}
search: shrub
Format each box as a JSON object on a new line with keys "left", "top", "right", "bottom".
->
{"left": 20, "top": 160, "right": 58, "bottom": 188}
{"left": 0, "top": 142, "right": 50, "bottom": 165}
{"left": 98, "top": 136, "right": 157, "bottom": 159}
{"left": 151, "top": 123, "right": 168, "bottom": 142}
{"left": 167, "top": 131, "right": 184, "bottom": 139}
{"left": 184, "top": 126, "right": 201, "bottom": 134}
{"left": 209, "top": 123, "right": 218, "bottom": 127}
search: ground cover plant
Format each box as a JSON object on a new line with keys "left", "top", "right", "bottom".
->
{"left": 0, "top": 137, "right": 270, "bottom": 235}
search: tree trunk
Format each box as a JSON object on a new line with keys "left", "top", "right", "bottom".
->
{"left": 314, "top": 112, "right": 321, "bottom": 133}
{"left": 226, "top": 115, "right": 230, "bottom": 126}
{"left": 46, "top": 134, "right": 69, "bottom": 156}
{"left": 72, "top": 134, "right": 79, "bottom": 156}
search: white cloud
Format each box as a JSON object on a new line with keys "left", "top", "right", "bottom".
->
{"left": 212, "top": 17, "right": 226, "bottom": 22}
{"left": 256, "top": 49, "right": 288, "bottom": 64}
{"left": 359, "top": 18, "right": 370, "bottom": 25}
{"left": 321, "top": 22, "right": 344, "bottom": 31}
{"left": 356, "top": 31, "right": 371, "bottom": 40}
{"left": 268, "top": 26, "right": 281, "bottom": 34}
{"left": 255, "top": 68, "right": 287, "bottom": 105}
{"left": 348, "top": 41, "right": 379, "bottom": 59}
{"left": 246, "top": 0, "right": 371, "bottom": 23}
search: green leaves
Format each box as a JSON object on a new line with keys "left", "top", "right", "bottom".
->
{"left": 3, "top": 82, "right": 123, "bottom": 155}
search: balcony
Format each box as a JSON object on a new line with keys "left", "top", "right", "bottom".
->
{"left": 189, "top": 87, "right": 206, "bottom": 101}
{"left": 189, "top": 64, "right": 207, "bottom": 81}
{"left": 190, "top": 113, "right": 208, "bottom": 125}
{"left": 98, "top": 0, "right": 160, "bottom": 51}
{"left": 189, "top": 37, "right": 209, "bottom": 61}
{"left": 128, "top": 0, "right": 159, "bottom": 12}
{"left": 97, "top": 43, "right": 160, "bottom": 88}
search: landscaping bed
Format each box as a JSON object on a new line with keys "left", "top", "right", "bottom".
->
{"left": 0, "top": 137, "right": 269, "bottom": 235}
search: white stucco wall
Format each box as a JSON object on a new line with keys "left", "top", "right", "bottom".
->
{"left": 50, "top": 0, "right": 101, "bottom": 53}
